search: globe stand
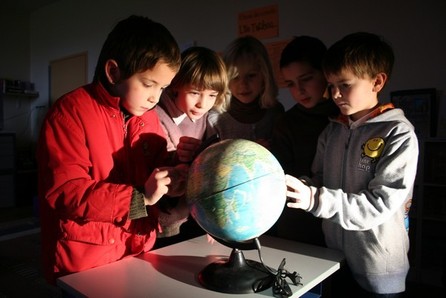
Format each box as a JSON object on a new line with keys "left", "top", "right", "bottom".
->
{"left": 198, "top": 247, "right": 271, "bottom": 294}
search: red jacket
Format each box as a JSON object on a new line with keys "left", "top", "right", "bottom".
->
{"left": 37, "top": 83, "right": 168, "bottom": 284}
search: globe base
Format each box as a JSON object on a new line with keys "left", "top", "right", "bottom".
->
{"left": 198, "top": 248, "right": 272, "bottom": 294}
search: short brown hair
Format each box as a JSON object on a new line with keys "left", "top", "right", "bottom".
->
{"left": 323, "top": 32, "right": 394, "bottom": 80}
{"left": 93, "top": 15, "right": 181, "bottom": 85}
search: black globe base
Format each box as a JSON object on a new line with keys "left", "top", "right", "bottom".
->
{"left": 198, "top": 248, "right": 271, "bottom": 294}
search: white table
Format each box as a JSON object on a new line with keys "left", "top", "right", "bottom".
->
{"left": 57, "top": 235, "right": 344, "bottom": 298}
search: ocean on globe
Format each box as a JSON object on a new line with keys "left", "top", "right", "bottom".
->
{"left": 186, "top": 139, "right": 286, "bottom": 243}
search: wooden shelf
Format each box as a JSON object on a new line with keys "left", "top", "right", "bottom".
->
{"left": 1, "top": 91, "right": 39, "bottom": 99}
{"left": 0, "top": 79, "right": 39, "bottom": 99}
{"left": 1, "top": 92, "right": 39, "bottom": 98}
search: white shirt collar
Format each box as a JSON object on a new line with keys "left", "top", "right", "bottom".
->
{"left": 173, "top": 113, "right": 189, "bottom": 125}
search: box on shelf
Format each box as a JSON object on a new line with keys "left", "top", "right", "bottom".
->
{"left": 0, "top": 79, "right": 39, "bottom": 97}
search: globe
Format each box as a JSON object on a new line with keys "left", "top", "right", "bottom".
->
{"left": 186, "top": 139, "right": 286, "bottom": 243}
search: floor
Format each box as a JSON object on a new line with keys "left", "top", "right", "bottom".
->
{"left": 0, "top": 205, "right": 61, "bottom": 298}
{"left": 0, "top": 232, "right": 61, "bottom": 297}
{"left": 0, "top": 205, "right": 444, "bottom": 297}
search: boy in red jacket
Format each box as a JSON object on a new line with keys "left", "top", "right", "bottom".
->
{"left": 37, "top": 15, "right": 191, "bottom": 284}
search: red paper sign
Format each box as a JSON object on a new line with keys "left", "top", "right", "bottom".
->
{"left": 238, "top": 4, "right": 279, "bottom": 39}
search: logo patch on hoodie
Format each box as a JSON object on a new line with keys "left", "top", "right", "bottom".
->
{"left": 358, "top": 137, "right": 385, "bottom": 172}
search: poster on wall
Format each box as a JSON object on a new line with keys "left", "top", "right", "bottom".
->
{"left": 238, "top": 4, "right": 279, "bottom": 39}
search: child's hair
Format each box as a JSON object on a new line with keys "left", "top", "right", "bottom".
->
{"left": 166, "top": 46, "right": 229, "bottom": 113}
{"left": 93, "top": 15, "right": 181, "bottom": 85}
{"left": 323, "top": 32, "right": 394, "bottom": 81}
{"left": 223, "top": 35, "right": 279, "bottom": 109}
{"left": 280, "top": 36, "right": 327, "bottom": 71}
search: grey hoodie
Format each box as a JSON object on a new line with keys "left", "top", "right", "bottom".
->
{"left": 309, "top": 104, "right": 418, "bottom": 294}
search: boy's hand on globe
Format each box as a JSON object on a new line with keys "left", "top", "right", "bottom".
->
{"left": 285, "top": 174, "right": 313, "bottom": 211}
{"left": 177, "top": 136, "right": 202, "bottom": 163}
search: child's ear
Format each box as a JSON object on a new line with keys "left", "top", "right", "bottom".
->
{"left": 372, "top": 73, "right": 387, "bottom": 93}
{"left": 105, "top": 59, "right": 120, "bottom": 84}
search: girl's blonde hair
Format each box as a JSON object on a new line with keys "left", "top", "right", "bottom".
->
{"left": 166, "top": 46, "right": 229, "bottom": 112}
{"left": 223, "top": 35, "right": 279, "bottom": 109}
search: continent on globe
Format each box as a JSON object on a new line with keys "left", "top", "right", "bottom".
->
{"left": 186, "top": 139, "right": 286, "bottom": 243}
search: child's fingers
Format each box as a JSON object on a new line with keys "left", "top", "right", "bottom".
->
{"left": 286, "top": 194, "right": 303, "bottom": 209}
{"left": 285, "top": 174, "right": 304, "bottom": 190}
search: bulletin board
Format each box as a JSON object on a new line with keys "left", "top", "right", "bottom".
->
{"left": 49, "top": 52, "right": 88, "bottom": 105}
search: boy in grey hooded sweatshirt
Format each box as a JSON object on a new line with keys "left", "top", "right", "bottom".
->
{"left": 285, "top": 32, "right": 418, "bottom": 297}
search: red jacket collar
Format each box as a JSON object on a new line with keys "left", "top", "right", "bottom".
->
{"left": 89, "top": 82, "right": 121, "bottom": 110}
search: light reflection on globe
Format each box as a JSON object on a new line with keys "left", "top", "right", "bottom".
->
{"left": 186, "top": 139, "right": 286, "bottom": 243}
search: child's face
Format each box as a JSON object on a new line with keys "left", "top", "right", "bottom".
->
{"left": 174, "top": 85, "right": 218, "bottom": 121}
{"left": 326, "top": 69, "right": 379, "bottom": 121}
{"left": 229, "top": 60, "right": 264, "bottom": 104}
{"left": 117, "top": 62, "right": 177, "bottom": 116}
{"left": 281, "top": 61, "right": 328, "bottom": 109}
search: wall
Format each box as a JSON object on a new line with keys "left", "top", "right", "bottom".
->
{"left": 0, "top": 10, "right": 35, "bottom": 148}
{"left": 3, "top": 0, "right": 446, "bottom": 145}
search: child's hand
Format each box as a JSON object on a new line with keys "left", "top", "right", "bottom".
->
{"left": 143, "top": 168, "right": 171, "bottom": 205}
{"left": 285, "top": 174, "right": 312, "bottom": 211}
{"left": 206, "top": 234, "right": 216, "bottom": 244}
{"left": 177, "top": 136, "right": 202, "bottom": 163}
{"left": 162, "top": 163, "right": 189, "bottom": 197}
{"left": 144, "top": 164, "right": 189, "bottom": 205}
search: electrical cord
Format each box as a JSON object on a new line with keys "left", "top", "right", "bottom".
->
{"left": 252, "top": 237, "right": 302, "bottom": 297}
